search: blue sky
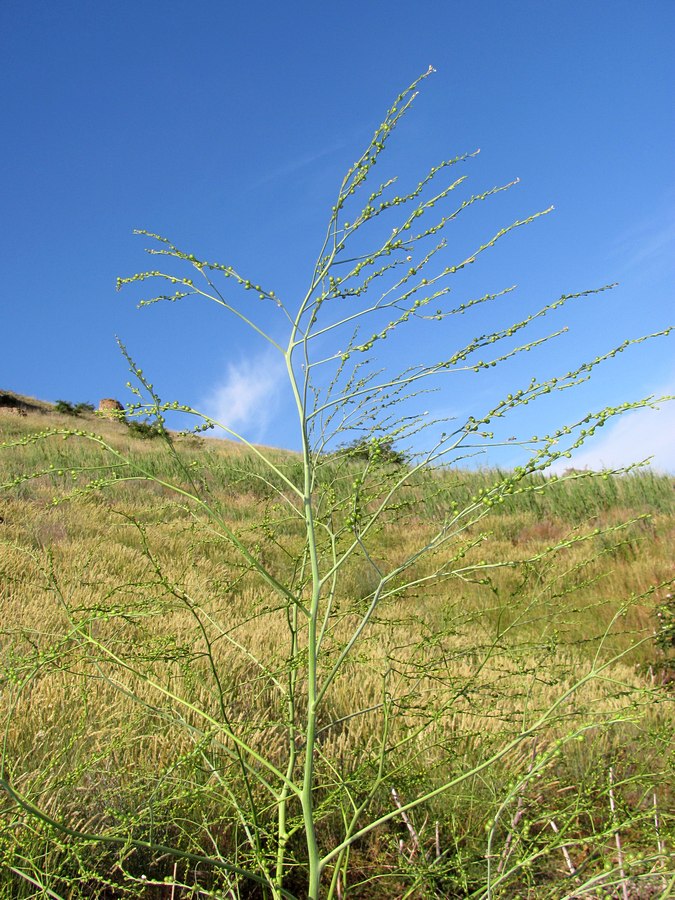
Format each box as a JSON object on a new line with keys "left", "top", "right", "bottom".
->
{"left": 1, "top": 1, "right": 673, "bottom": 470}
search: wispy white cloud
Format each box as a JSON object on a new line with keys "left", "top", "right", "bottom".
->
{"left": 201, "top": 352, "right": 286, "bottom": 441}
{"left": 554, "top": 391, "right": 675, "bottom": 473}
{"left": 245, "top": 140, "right": 348, "bottom": 191}
{"left": 607, "top": 208, "right": 675, "bottom": 275}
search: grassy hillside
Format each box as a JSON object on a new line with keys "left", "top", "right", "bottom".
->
{"left": 1, "top": 395, "right": 673, "bottom": 898}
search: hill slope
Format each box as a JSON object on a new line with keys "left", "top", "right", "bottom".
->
{"left": 0, "top": 394, "right": 673, "bottom": 897}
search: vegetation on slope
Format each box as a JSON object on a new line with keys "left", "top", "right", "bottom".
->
{"left": 0, "top": 399, "right": 673, "bottom": 897}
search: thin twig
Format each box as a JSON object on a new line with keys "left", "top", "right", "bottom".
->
{"left": 497, "top": 741, "right": 538, "bottom": 875}
{"left": 497, "top": 793, "right": 526, "bottom": 875}
{"left": 549, "top": 819, "right": 576, "bottom": 875}
{"left": 392, "top": 787, "right": 420, "bottom": 858}
{"left": 653, "top": 792, "right": 665, "bottom": 859}
{"left": 653, "top": 791, "right": 668, "bottom": 892}
{"left": 609, "top": 767, "right": 630, "bottom": 900}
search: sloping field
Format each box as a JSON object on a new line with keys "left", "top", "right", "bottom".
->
{"left": 1, "top": 396, "right": 673, "bottom": 898}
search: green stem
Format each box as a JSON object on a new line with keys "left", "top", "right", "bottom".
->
{"left": 275, "top": 601, "right": 300, "bottom": 894}
{"left": 284, "top": 324, "right": 323, "bottom": 896}
{"left": 301, "top": 480, "right": 323, "bottom": 898}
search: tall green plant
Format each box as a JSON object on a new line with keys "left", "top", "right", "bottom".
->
{"left": 2, "top": 68, "right": 673, "bottom": 898}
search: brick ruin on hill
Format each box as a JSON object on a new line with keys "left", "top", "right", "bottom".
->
{"left": 98, "top": 398, "right": 125, "bottom": 417}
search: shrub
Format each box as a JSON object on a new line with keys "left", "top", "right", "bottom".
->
{"left": 125, "top": 418, "right": 162, "bottom": 439}
{"left": 340, "top": 437, "right": 408, "bottom": 467}
{"left": 54, "top": 400, "right": 95, "bottom": 416}
{"left": 54, "top": 399, "right": 75, "bottom": 415}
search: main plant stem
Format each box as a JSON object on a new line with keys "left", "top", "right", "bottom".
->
{"left": 285, "top": 337, "right": 323, "bottom": 898}
{"left": 274, "top": 602, "right": 299, "bottom": 896}
{"left": 301, "top": 489, "right": 322, "bottom": 898}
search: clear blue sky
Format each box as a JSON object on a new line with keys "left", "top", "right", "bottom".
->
{"left": 1, "top": 1, "right": 673, "bottom": 470}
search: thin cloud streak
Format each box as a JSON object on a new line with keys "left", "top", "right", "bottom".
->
{"left": 245, "top": 140, "right": 348, "bottom": 191}
{"left": 607, "top": 210, "right": 675, "bottom": 274}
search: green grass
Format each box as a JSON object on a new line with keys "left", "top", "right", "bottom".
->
{"left": 0, "top": 399, "right": 673, "bottom": 898}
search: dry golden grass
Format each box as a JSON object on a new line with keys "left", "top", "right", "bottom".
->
{"left": 1, "top": 398, "right": 673, "bottom": 896}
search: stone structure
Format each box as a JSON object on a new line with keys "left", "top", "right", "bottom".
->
{"left": 98, "top": 398, "right": 125, "bottom": 417}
